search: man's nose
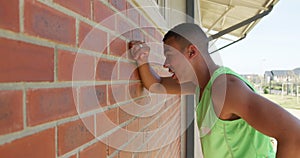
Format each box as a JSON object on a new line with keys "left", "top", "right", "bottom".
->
{"left": 163, "top": 59, "right": 170, "bottom": 68}
{"left": 163, "top": 63, "right": 170, "bottom": 68}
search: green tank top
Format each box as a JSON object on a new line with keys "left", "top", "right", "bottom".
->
{"left": 196, "top": 67, "right": 275, "bottom": 158}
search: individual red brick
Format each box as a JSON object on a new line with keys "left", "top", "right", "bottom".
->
{"left": 146, "top": 130, "right": 165, "bottom": 151}
{"left": 0, "top": 38, "right": 54, "bottom": 82}
{"left": 119, "top": 151, "right": 132, "bottom": 158}
{"left": 0, "top": 0, "right": 19, "bottom": 32}
{"left": 108, "top": 84, "right": 126, "bottom": 105}
{"left": 127, "top": 83, "right": 143, "bottom": 99}
{"left": 109, "top": 0, "right": 126, "bottom": 11}
{"left": 118, "top": 107, "right": 134, "bottom": 124}
{"left": 150, "top": 150, "right": 159, "bottom": 158}
{"left": 130, "top": 96, "right": 151, "bottom": 108}
{"left": 107, "top": 128, "right": 128, "bottom": 153}
{"left": 69, "top": 154, "right": 77, "bottom": 158}
{"left": 116, "top": 15, "right": 132, "bottom": 37}
{"left": 155, "top": 30, "right": 164, "bottom": 41}
{"left": 119, "top": 102, "right": 144, "bottom": 118}
{"left": 127, "top": 118, "right": 139, "bottom": 132}
{"left": 0, "top": 90, "right": 23, "bottom": 135}
{"left": 105, "top": 108, "right": 118, "bottom": 125}
{"left": 0, "top": 128, "right": 55, "bottom": 158}
{"left": 138, "top": 152, "right": 149, "bottom": 158}
{"left": 72, "top": 53, "right": 96, "bottom": 81}
{"left": 79, "top": 142, "right": 107, "bottom": 158}
{"left": 121, "top": 98, "right": 151, "bottom": 118}
{"left": 126, "top": 2, "right": 139, "bottom": 25}
{"left": 58, "top": 50, "right": 95, "bottom": 81}
{"left": 139, "top": 116, "right": 152, "bottom": 128}
{"left": 79, "top": 85, "right": 107, "bottom": 113}
{"left": 96, "top": 112, "right": 117, "bottom": 137}
{"left": 126, "top": 133, "right": 144, "bottom": 152}
{"left": 79, "top": 22, "right": 108, "bottom": 53}
{"left": 132, "top": 29, "right": 143, "bottom": 41}
{"left": 148, "top": 117, "right": 160, "bottom": 131}
{"left": 140, "top": 15, "right": 151, "bottom": 28}
{"left": 119, "top": 62, "right": 140, "bottom": 80}
{"left": 58, "top": 117, "right": 95, "bottom": 155}
{"left": 108, "top": 146, "right": 118, "bottom": 157}
{"left": 57, "top": 50, "right": 76, "bottom": 81}
{"left": 27, "top": 88, "right": 77, "bottom": 126}
{"left": 54, "top": 0, "right": 91, "bottom": 18}
{"left": 96, "top": 58, "right": 118, "bottom": 81}
{"left": 110, "top": 36, "right": 126, "bottom": 57}
{"left": 24, "top": 1, "right": 76, "bottom": 45}
{"left": 93, "top": 1, "right": 115, "bottom": 29}
{"left": 143, "top": 27, "right": 155, "bottom": 38}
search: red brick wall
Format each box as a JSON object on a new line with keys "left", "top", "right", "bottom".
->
{"left": 0, "top": 0, "right": 183, "bottom": 157}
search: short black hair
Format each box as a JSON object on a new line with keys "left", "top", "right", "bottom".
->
{"left": 163, "top": 30, "right": 191, "bottom": 50}
{"left": 163, "top": 23, "right": 209, "bottom": 54}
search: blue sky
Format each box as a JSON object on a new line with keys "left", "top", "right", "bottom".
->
{"left": 218, "top": 0, "right": 300, "bottom": 75}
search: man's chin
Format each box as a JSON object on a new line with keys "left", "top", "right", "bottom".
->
{"left": 176, "top": 78, "right": 191, "bottom": 84}
{"left": 172, "top": 75, "right": 191, "bottom": 84}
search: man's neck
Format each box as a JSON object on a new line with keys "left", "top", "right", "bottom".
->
{"left": 197, "top": 63, "right": 219, "bottom": 90}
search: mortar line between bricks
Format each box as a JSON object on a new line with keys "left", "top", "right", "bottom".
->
{"left": 38, "top": 0, "right": 161, "bottom": 43}
{"left": 0, "top": 114, "right": 79, "bottom": 146}
{"left": 94, "top": 114, "right": 97, "bottom": 141}
{"left": 0, "top": 80, "right": 140, "bottom": 90}
{"left": 37, "top": 0, "right": 115, "bottom": 34}
{"left": 109, "top": 98, "right": 180, "bottom": 157}
{"left": 0, "top": 102, "right": 103, "bottom": 145}
{"left": 128, "top": 0, "right": 167, "bottom": 37}
{"left": 99, "top": 0, "right": 163, "bottom": 43}
{"left": 90, "top": 0, "right": 94, "bottom": 21}
{"left": 162, "top": 125, "right": 180, "bottom": 158}
{"left": 58, "top": 117, "right": 135, "bottom": 158}
{"left": 64, "top": 97, "right": 177, "bottom": 158}
{"left": 135, "top": 102, "right": 181, "bottom": 152}
{"left": 54, "top": 47, "right": 58, "bottom": 82}
{"left": 0, "top": 93, "right": 158, "bottom": 145}
{"left": 22, "top": 88, "right": 27, "bottom": 129}
{"left": 156, "top": 119, "right": 176, "bottom": 156}
{"left": 134, "top": 101, "right": 180, "bottom": 150}
{"left": 0, "top": 29, "right": 139, "bottom": 64}
{"left": 93, "top": 58, "right": 98, "bottom": 85}
{"left": 75, "top": 19, "right": 80, "bottom": 47}
{"left": 59, "top": 108, "right": 143, "bottom": 157}
{"left": 55, "top": 126, "right": 58, "bottom": 158}
{"left": 19, "top": 0, "right": 24, "bottom": 33}
{"left": 76, "top": 86, "right": 81, "bottom": 116}
{"left": 59, "top": 96, "right": 175, "bottom": 158}
{"left": 159, "top": 114, "right": 182, "bottom": 155}
{"left": 43, "top": 0, "right": 164, "bottom": 46}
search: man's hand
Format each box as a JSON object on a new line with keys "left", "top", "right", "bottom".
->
{"left": 128, "top": 41, "right": 150, "bottom": 65}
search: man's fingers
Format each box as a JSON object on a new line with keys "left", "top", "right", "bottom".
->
{"left": 128, "top": 40, "right": 150, "bottom": 65}
{"left": 128, "top": 40, "right": 144, "bottom": 49}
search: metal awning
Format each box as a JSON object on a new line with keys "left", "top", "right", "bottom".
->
{"left": 200, "top": 0, "right": 279, "bottom": 40}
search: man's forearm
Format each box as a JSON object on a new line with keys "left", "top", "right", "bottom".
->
{"left": 137, "top": 63, "right": 162, "bottom": 91}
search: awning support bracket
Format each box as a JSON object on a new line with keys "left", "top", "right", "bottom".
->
{"left": 209, "top": 35, "right": 246, "bottom": 54}
{"left": 208, "top": 5, "right": 274, "bottom": 41}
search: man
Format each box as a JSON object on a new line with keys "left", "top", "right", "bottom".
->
{"left": 129, "top": 23, "right": 300, "bottom": 157}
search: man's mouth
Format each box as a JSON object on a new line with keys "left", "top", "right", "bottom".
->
{"left": 171, "top": 73, "right": 177, "bottom": 80}
{"left": 169, "top": 69, "right": 178, "bottom": 80}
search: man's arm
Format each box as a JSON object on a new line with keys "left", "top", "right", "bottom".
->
{"left": 212, "top": 75, "right": 300, "bottom": 157}
{"left": 129, "top": 41, "right": 195, "bottom": 94}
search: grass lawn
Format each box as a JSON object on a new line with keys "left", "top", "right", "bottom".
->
{"left": 262, "top": 94, "right": 300, "bottom": 110}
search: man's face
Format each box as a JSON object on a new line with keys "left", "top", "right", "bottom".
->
{"left": 163, "top": 37, "right": 193, "bottom": 83}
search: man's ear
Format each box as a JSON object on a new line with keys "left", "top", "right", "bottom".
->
{"left": 188, "top": 45, "right": 198, "bottom": 58}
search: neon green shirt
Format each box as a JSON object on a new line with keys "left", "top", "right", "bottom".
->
{"left": 196, "top": 67, "right": 275, "bottom": 158}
